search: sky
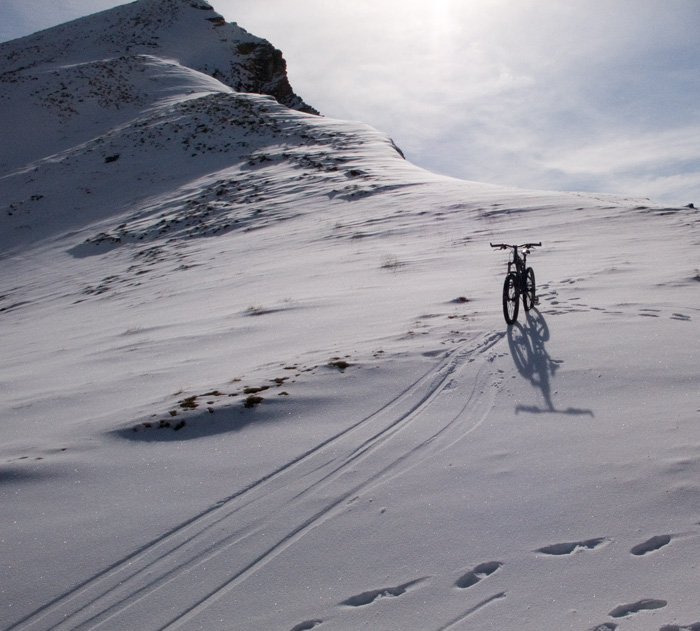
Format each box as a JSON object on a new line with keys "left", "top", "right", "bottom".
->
{"left": 1, "top": 0, "right": 699, "bottom": 206}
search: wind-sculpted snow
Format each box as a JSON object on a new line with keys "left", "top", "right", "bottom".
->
{"left": 2, "top": 2, "right": 700, "bottom": 631}
{"left": 0, "top": 54, "right": 232, "bottom": 171}
{"left": 1, "top": 88, "right": 408, "bottom": 255}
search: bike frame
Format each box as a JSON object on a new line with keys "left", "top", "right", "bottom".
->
{"left": 490, "top": 242, "right": 541, "bottom": 324}
{"left": 507, "top": 246, "right": 528, "bottom": 287}
{"left": 491, "top": 243, "right": 540, "bottom": 283}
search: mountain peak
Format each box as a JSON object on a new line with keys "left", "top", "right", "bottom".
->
{"left": 0, "top": 0, "right": 316, "bottom": 114}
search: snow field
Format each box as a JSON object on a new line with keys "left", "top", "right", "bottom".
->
{"left": 2, "top": 2, "right": 700, "bottom": 629}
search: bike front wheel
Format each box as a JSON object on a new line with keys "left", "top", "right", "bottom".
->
{"left": 523, "top": 267, "right": 536, "bottom": 311}
{"left": 502, "top": 272, "right": 519, "bottom": 324}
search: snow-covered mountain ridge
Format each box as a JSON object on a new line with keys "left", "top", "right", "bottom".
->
{"left": 2, "top": 2, "right": 700, "bottom": 631}
{"left": 0, "top": 0, "right": 315, "bottom": 173}
{"left": 0, "top": 0, "right": 314, "bottom": 113}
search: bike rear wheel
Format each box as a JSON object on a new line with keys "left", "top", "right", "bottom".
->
{"left": 523, "top": 267, "right": 536, "bottom": 311}
{"left": 502, "top": 273, "right": 519, "bottom": 324}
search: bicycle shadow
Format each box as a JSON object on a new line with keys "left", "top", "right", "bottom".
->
{"left": 507, "top": 309, "right": 594, "bottom": 417}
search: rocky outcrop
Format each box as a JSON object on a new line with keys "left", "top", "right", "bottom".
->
{"left": 234, "top": 41, "right": 315, "bottom": 113}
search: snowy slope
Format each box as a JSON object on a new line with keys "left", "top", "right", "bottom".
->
{"left": 0, "top": 0, "right": 313, "bottom": 172}
{"left": 2, "top": 2, "right": 700, "bottom": 631}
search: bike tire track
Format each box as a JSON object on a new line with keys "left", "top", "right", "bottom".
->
{"left": 436, "top": 592, "right": 507, "bottom": 631}
{"left": 7, "top": 331, "right": 503, "bottom": 631}
{"left": 155, "top": 332, "right": 505, "bottom": 631}
{"left": 7, "top": 356, "right": 459, "bottom": 631}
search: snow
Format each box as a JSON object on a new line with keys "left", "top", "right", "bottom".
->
{"left": 2, "top": 2, "right": 700, "bottom": 631}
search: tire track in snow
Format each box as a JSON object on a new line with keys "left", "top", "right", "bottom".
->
{"left": 436, "top": 592, "right": 507, "bottom": 631}
{"left": 159, "top": 335, "right": 506, "bottom": 631}
{"left": 7, "top": 331, "right": 504, "bottom": 631}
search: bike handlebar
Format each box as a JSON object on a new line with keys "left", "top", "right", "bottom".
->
{"left": 490, "top": 242, "right": 541, "bottom": 250}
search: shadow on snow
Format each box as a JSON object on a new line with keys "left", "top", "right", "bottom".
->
{"left": 112, "top": 397, "right": 300, "bottom": 442}
{"left": 508, "top": 309, "right": 593, "bottom": 417}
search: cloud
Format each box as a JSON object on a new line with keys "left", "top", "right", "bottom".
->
{"left": 219, "top": 0, "right": 700, "bottom": 199}
{"left": 532, "top": 127, "right": 700, "bottom": 202}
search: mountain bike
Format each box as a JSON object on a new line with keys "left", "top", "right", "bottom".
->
{"left": 490, "top": 242, "right": 541, "bottom": 325}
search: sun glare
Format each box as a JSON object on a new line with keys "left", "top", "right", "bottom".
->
{"left": 429, "top": 0, "right": 454, "bottom": 31}
{"left": 426, "top": 0, "right": 456, "bottom": 48}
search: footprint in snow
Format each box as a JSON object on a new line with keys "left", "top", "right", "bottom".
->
{"left": 289, "top": 620, "right": 322, "bottom": 631}
{"left": 608, "top": 598, "right": 667, "bottom": 618}
{"left": 671, "top": 313, "right": 692, "bottom": 321}
{"left": 536, "top": 537, "right": 608, "bottom": 556}
{"left": 455, "top": 561, "right": 502, "bottom": 589}
{"left": 659, "top": 623, "right": 700, "bottom": 631}
{"left": 340, "top": 578, "right": 426, "bottom": 607}
{"left": 630, "top": 534, "right": 672, "bottom": 556}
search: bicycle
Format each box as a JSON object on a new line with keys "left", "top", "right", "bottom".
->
{"left": 490, "top": 242, "right": 541, "bottom": 325}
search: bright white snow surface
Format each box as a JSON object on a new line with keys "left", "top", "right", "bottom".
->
{"left": 2, "top": 9, "right": 700, "bottom": 631}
